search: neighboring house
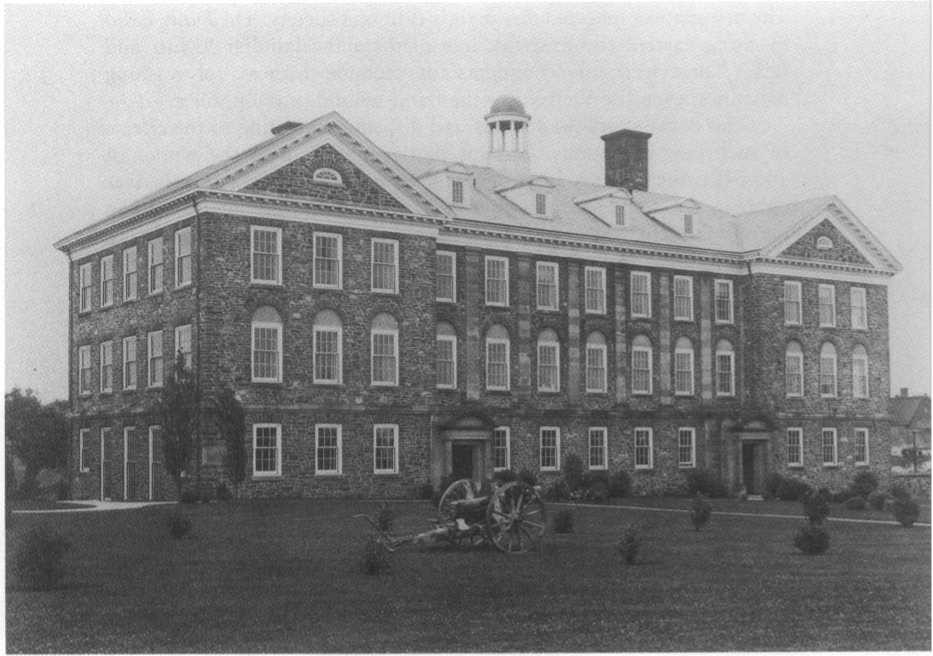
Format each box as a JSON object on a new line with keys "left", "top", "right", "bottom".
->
{"left": 890, "top": 389, "right": 931, "bottom": 474}
{"left": 55, "top": 96, "right": 902, "bottom": 501}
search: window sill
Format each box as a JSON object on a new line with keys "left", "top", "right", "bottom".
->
{"left": 313, "top": 381, "right": 344, "bottom": 387}
{"left": 79, "top": 468, "right": 90, "bottom": 474}
{"left": 148, "top": 290, "right": 163, "bottom": 297}
{"left": 123, "top": 296, "right": 137, "bottom": 304}
{"left": 78, "top": 309, "right": 92, "bottom": 316}
{"left": 485, "top": 303, "right": 510, "bottom": 309}
{"left": 485, "top": 388, "right": 511, "bottom": 394}
{"left": 315, "top": 472, "right": 343, "bottom": 477}
{"left": 678, "top": 464, "right": 696, "bottom": 470}
{"left": 436, "top": 385, "right": 458, "bottom": 391}
{"left": 674, "top": 317, "right": 695, "bottom": 322}
{"left": 822, "top": 464, "right": 840, "bottom": 469}
{"left": 588, "top": 466, "right": 608, "bottom": 472}
{"left": 175, "top": 283, "right": 192, "bottom": 291}
{"left": 436, "top": 297, "right": 456, "bottom": 304}
{"left": 251, "top": 380, "right": 283, "bottom": 386}
{"left": 371, "top": 289, "right": 399, "bottom": 296}
{"left": 100, "top": 303, "right": 114, "bottom": 310}
{"left": 79, "top": 392, "right": 93, "bottom": 398}
{"left": 252, "top": 474, "right": 283, "bottom": 480}
{"left": 634, "top": 466, "right": 654, "bottom": 472}
{"left": 540, "top": 468, "right": 559, "bottom": 473}
{"left": 584, "top": 310, "right": 607, "bottom": 316}
{"left": 100, "top": 390, "right": 113, "bottom": 396}
{"left": 537, "top": 389, "right": 561, "bottom": 395}
{"left": 714, "top": 320, "right": 734, "bottom": 325}
{"left": 374, "top": 471, "right": 401, "bottom": 476}
{"left": 537, "top": 307, "right": 561, "bottom": 313}
{"left": 631, "top": 391, "right": 653, "bottom": 397}
{"left": 855, "top": 462, "right": 870, "bottom": 467}
{"left": 674, "top": 392, "right": 696, "bottom": 398}
{"left": 585, "top": 390, "right": 609, "bottom": 395}
{"left": 370, "top": 383, "right": 399, "bottom": 389}
{"left": 148, "top": 384, "right": 164, "bottom": 390}
{"left": 123, "top": 388, "right": 137, "bottom": 394}
{"left": 630, "top": 314, "right": 651, "bottom": 320}
{"left": 787, "top": 464, "right": 804, "bottom": 469}
{"left": 819, "top": 324, "right": 836, "bottom": 329}
{"left": 314, "top": 284, "right": 344, "bottom": 291}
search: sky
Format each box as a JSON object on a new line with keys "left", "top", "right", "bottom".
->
{"left": 4, "top": 2, "right": 930, "bottom": 402}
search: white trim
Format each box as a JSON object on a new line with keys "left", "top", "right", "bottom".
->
{"left": 79, "top": 262, "right": 93, "bottom": 313}
{"left": 536, "top": 261, "right": 559, "bottom": 311}
{"left": 373, "top": 424, "right": 399, "bottom": 474}
{"left": 436, "top": 333, "right": 457, "bottom": 389}
{"left": 584, "top": 266, "right": 607, "bottom": 314}
{"left": 250, "top": 225, "right": 283, "bottom": 286}
{"left": 123, "top": 246, "right": 138, "bottom": 302}
{"left": 536, "top": 333, "right": 561, "bottom": 393}
{"left": 147, "top": 237, "right": 164, "bottom": 295}
{"left": 312, "top": 167, "right": 343, "bottom": 186}
{"left": 314, "top": 424, "right": 343, "bottom": 475}
{"left": 631, "top": 344, "right": 653, "bottom": 395}
{"left": 634, "top": 427, "right": 654, "bottom": 470}
{"left": 854, "top": 427, "right": 870, "bottom": 466}
{"left": 485, "top": 337, "right": 511, "bottom": 391}
{"left": 818, "top": 284, "right": 836, "bottom": 327}
{"left": 371, "top": 238, "right": 399, "bottom": 294}
{"left": 436, "top": 250, "right": 457, "bottom": 302}
{"left": 99, "top": 254, "right": 114, "bottom": 308}
{"left": 252, "top": 423, "right": 282, "bottom": 477}
{"left": 585, "top": 341, "right": 608, "bottom": 394}
{"left": 123, "top": 426, "right": 134, "bottom": 501}
{"left": 588, "top": 427, "right": 608, "bottom": 470}
{"left": 370, "top": 326, "right": 399, "bottom": 387}
{"left": 539, "top": 426, "right": 561, "bottom": 471}
{"left": 147, "top": 330, "right": 164, "bottom": 388}
{"left": 783, "top": 280, "right": 802, "bottom": 326}
{"left": 79, "top": 428, "right": 90, "bottom": 473}
{"left": 312, "top": 232, "right": 343, "bottom": 289}
{"left": 251, "top": 321, "right": 283, "bottom": 384}
{"left": 674, "top": 345, "right": 695, "bottom": 396}
{"left": 821, "top": 427, "right": 838, "bottom": 466}
{"left": 677, "top": 427, "right": 696, "bottom": 468}
{"left": 174, "top": 226, "right": 192, "bottom": 289}
{"left": 747, "top": 260, "right": 893, "bottom": 284}
{"left": 786, "top": 427, "right": 804, "bottom": 467}
{"left": 713, "top": 279, "right": 734, "bottom": 324}
{"left": 313, "top": 324, "right": 343, "bottom": 385}
{"left": 484, "top": 255, "right": 510, "bottom": 306}
{"left": 673, "top": 275, "right": 694, "bottom": 321}
{"left": 715, "top": 348, "right": 735, "bottom": 397}
{"left": 492, "top": 426, "right": 511, "bottom": 471}
{"left": 630, "top": 271, "right": 652, "bottom": 318}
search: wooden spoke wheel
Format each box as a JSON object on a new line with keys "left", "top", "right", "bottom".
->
{"left": 485, "top": 482, "right": 547, "bottom": 554}
{"left": 437, "top": 478, "right": 478, "bottom": 522}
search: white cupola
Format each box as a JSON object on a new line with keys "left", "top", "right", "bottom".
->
{"left": 485, "top": 95, "right": 531, "bottom": 179}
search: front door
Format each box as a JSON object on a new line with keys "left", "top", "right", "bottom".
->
{"left": 452, "top": 444, "right": 474, "bottom": 480}
{"left": 742, "top": 443, "right": 757, "bottom": 494}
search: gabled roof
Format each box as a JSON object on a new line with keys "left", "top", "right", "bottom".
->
{"left": 891, "top": 395, "right": 931, "bottom": 429}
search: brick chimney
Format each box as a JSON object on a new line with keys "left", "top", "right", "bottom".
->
{"left": 901, "top": 387, "right": 910, "bottom": 397}
{"left": 601, "top": 128, "right": 652, "bottom": 191}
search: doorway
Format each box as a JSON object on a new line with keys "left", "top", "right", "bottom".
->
{"left": 742, "top": 442, "right": 758, "bottom": 494}
{"left": 452, "top": 443, "right": 474, "bottom": 480}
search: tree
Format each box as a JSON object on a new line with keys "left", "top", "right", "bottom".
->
{"left": 213, "top": 388, "right": 246, "bottom": 499}
{"left": 157, "top": 352, "right": 200, "bottom": 499}
{"left": 5, "top": 388, "right": 69, "bottom": 496}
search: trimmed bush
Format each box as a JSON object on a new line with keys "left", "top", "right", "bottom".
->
{"left": 844, "top": 495, "right": 867, "bottom": 511}
{"left": 777, "top": 476, "right": 811, "bottom": 502}
{"left": 618, "top": 523, "right": 642, "bottom": 564}
{"left": 802, "top": 487, "right": 830, "bottom": 525}
{"left": 552, "top": 509, "right": 575, "bottom": 533}
{"left": 794, "top": 524, "right": 830, "bottom": 554}
{"left": 545, "top": 478, "right": 571, "bottom": 502}
{"left": 830, "top": 489, "right": 854, "bottom": 504}
{"left": 685, "top": 469, "right": 729, "bottom": 498}
{"left": 169, "top": 509, "right": 192, "bottom": 539}
{"left": 587, "top": 479, "right": 610, "bottom": 503}
{"left": 867, "top": 490, "right": 888, "bottom": 510}
{"left": 892, "top": 496, "right": 920, "bottom": 527}
{"left": 361, "top": 535, "right": 390, "bottom": 575}
{"left": 690, "top": 493, "right": 712, "bottom": 531}
{"left": 609, "top": 470, "right": 632, "bottom": 498}
{"left": 562, "top": 453, "right": 585, "bottom": 493}
{"left": 763, "top": 472, "right": 784, "bottom": 499}
{"left": 12, "top": 526, "right": 71, "bottom": 590}
{"left": 851, "top": 470, "right": 879, "bottom": 498}
{"left": 890, "top": 483, "right": 911, "bottom": 501}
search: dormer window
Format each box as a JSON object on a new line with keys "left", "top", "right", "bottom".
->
{"left": 452, "top": 180, "right": 464, "bottom": 205}
{"left": 684, "top": 214, "right": 694, "bottom": 235}
{"left": 535, "top": 193, "right": 547, "bottom": 216}
{"left": 312, "top": 168, "right": 343, "bottom": 186}
{"left": 615, "top": 205, "right": 626, "bottom": 226}
{"left": 816, "top": 236, "right": 833, "bottom": 250}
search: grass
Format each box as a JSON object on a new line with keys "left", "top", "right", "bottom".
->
{"left": 6, "top": 498, "right": 930, "bottom": 652}
{"left": 8, "top": 499, "right": 96, "bottom": 511}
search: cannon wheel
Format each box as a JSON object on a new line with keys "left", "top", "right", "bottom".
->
{"left": 485, "top": 482, "right": 547, "bottom": 554}
{"left": 437, "top": 478, "right": 478, "bottom": 522}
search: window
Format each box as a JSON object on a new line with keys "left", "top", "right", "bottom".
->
{"left": 313, "top": 310, "right": 342, "bottom": 385}
{"left": 174, "top": 324, "right": 192, "bottom": 370}
{"left": 100, "top": 255, "right": 114, "bottom": 307}
{"left": 312, "top": 168, "right": 342, "bottom": 185}
{"left": 493, "top": 427, "right": 510, "bottom": 470}
{"left": 588, "top": 427, "right": 608, "bottom": 470}
{"left": 148, "top": 237, "right": 163, "bottom": 294}
{"left": 715, "top": 340, "right": 735, "bottom": 396}
{"left": 850, "top": 287, "right": 867, "bottom": 329}
{"left": 631, "top": 335, "right": 653, "bottom": 395}
{"left": 786, "top": 428, "right": 803, "bottom": 467}
{"left": 678, "top": 428, "right": 696, "bottom": 468}
{"left": 79, "top": 429, "right": 90, "bottom": 472}
{"left": 585, "top": 332, "right": 607, "bottom": 393}
{"left": 630, "top": 271, "right": 651, "bottom": 318}
{"left": 535, "top": 193, "right": 547, "bottom": 216}
{"left": 436, "top": 251, "right": 456, "bottom": 302}
{"left": 634, "top": 428, "right": 653, "bottom": 469}
{"left": 821, "top": 428, "right": 838, "bottom": 466}
{"left": 371, "top": 238, "right": 399, "bottom": 293}
{"left": 537, "top": 330, "right": 560, "bottom": 392}
{"left": 615, "top": 205, "right": 626, "bottom": 226}
{"left": 536, "top": 262, "right": 559, "bottom": 310}
{"left": 100, "top": 341, "right": 113, "bottom": 393}
{"left": 79, "top": 345, "right": 92, "bottom": 394}
{"left": 148, "top": 330, "right": 164, "bottom": 387}
{"left": 451, "top": 179, "right": 464, "bottom": 205}
{"left": 251, "top": 226, "right": 282, "bottom": 285}
{"left": 674, "top": 337, "right": 695, "bottom": 396}
{"left": 315, "top": 424, "right": 342, "bottom": 475}
{"left": 148, "top": 426, "right": 161, "bottom": 500}
{"left": 371, "top": 313, "right": 399, "bottom": 386}
{"left": 313, "top": 233, "right": 342, "bottom": 289}
{"left": 123, "top": 427, "right": 135, "bottom": 500}
{"left": 852, "top": 345, "right": 869, "bottom": 398}
{"left": 435, "top": 323, "right": 458, "bottom": 389}
{"left": 485, "top": 256, "right": 509, "bottom": 306}
{"left": 251, "top": 306, "right": 282, "bottom": 383}
{"left": 854, "top": 428, "right": 869, "bottom": 465}
{"left": 253, "top": 424, "right": 281, "bottom": 477}
{"left": 585, "top": 267, "right": 606, "bottom": 314}
{"left": 819, "top": 342, "right": 837, "bottom": 397}
{"left": 714, "top": 280, "right": 733, "bottom": 323}
{"left": 816, "top": 236, "right": 833, "bottom": 250}
{"left": 683, "top": 214, "right": 694, "bottom": 235}
{"left": 539, "top": 427, "right": 560, "bottom": 471}
{"left": 784, "top": 281, "right": 802, "bottom": 325}
{"left": 175, "top": 227, "right": 192, "bottom": 288}
{"left": 673, "top": 275, "right": 693, "bottom": 321}
{"left": 79, "top": 263, "right": 93, "bottom": 312}
{"left": 818, "top": 284, "right": 836, "bottom": 327}
{"left": 485, "top": 325, "right": 510, "bottom": 391}
{"left": 373, "top": 424, "right": 398, "bottom": 474}
{"left": 785, "top": 341, "right": 803, "bottom": 397}
{"left": 123, "top": 246, "right": 137, "bottom": 302}
{"left": 123, "top": 336, "right": 137, "bottom": 390}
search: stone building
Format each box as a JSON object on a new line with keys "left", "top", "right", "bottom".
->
{"left": 55, "top": 97, "right": 902, "bottom": 500}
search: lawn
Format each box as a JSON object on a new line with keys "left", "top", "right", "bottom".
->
{"left": 6, "top": 498, "right": 930, "bottom": 652}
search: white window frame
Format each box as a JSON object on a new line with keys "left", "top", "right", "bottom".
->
{"left": 79, "top": 345, "right": 92, "bottom": 395}
{"left": 122, "top": 336, "right": 137, "bottom": 391}
{"left": 370, "top": 326, "right": 399, "bottom": 387}
{"left": 79, "top": 262, "right": 93, "bottom": 312}
{"left": 100, "top": 254, "right": 114, "bottom": 308}
{"left": 123, "top": 246, "right": 138, "bottom": 302}
{"left": 251, "top": 321, "right": 283, "bottom": 384}
{"left": 313, "top": 324, "right": 343, "bottom": 385}
{"left": 436, "top": 334, "right": 457, "bottom": 389}
{"left": 715, "top": 348, "right": 735, "bottom": 397}
{"left": 147, "top": 237, "right": 164, "bottom": 295}
{"left": 535, "top": 192, "right": 547, "bottom": 216}
{"left": 784, "top": 281, "right": 802, "bottom": 326}
{"left": 250, "top": 226, "right": 283, "bottom": 286}
{"left": 123, "top": 426, "right": 135, "bottom": 500}
{"left": 850, "top": 287, "right": 867, "bottom": 330}
{"left": 677, "top": 427, "right": 696, "bottom": 468}
{"left": 631, "top": 343, "right": 653, "bottom": 395}
{"left": 174, "top": 227, "right": 192, "bottom": 289}
{"left": 634, "top": 427, "right": 654, "bottom": 470}
{"left": 371, "top": 238, "right": 399, "bottom": 294}
{"left": 818, "top": 284, "right": 836, "bottom": 328}
{"left": 816, "top": 236, "right": 834, "bottom": 250}
{"left": 485, "top": 337, "right": 511, "bottom": 391}
{"left": 536, "top": 333, "right": 560, "bottom": 393}
{"left": 313, "top": 232, "right": 343, "bottom": 290}
{"left": 854, "top": 428, "right": 870, "bottom": 466}
{"left": 539, "top": 426, "right": 561, "bottom": 471}
{"left": 484, "top": 256, "right": 509, "bottom": 306}
{"left": 252, "top": 423, "right": 282, "bottom": 477}
{"left": 615, "top": 204, "right": 626, "bottom": 226}
{"left": 451, "top": 179, "right": 464, "bottom": 206}
{"left": 585, "top": 340, "right": 607, "bottom": 394}
{"left": 714, "top": 279, "right": 734, "bottom": 324}
{"left": 79, "top": 428, "right": 90, "bottom": 473}
{"left": 492, "top": 427, "right": 511, "bottom": 471}
{"left": 147, "top": 330, "right": 164, "bottom": 388}
{"left": 683, "top": 213, "right": 695, "bottom": 235}
{"left": 674, "top": 344, "right": 695, "bottom": 396}
{"left": 174, "top": 324, "right": 192, "bottom": 370}
{"left": 852, "top": 347, "right": 869, "bottom": 399}
{"left": 673, "top": 275, "right": 694, "bottom": 321}
{"left": 821, "top": 428, "right": 838, "bottom": 466}
{"left": 785, "top": 345, "right": 804, "bottom": 398}
{"left": 630, "top": 271, "right": 651, "bottom": 318}
{"left": 820, "top": 344, "right": 837, "bottom": 398}
{"left": 787, "top": 428, "right": 804, "bottom": 467}
{"left": 536, "top": 261, "right": 559, "bottom": 311}
{"left": 99, "top": 341, "right": 113, "bottom": 393}
{"left": 314, "top": 424, "right": 343, "bottom": 476}
{"left": 373, "top": 424, "right": 399, "bottom": 474}
{"left": 436, "top": 250, "right": 456, "bottom": 303}
{"left": 588, "top": 427, "right": 608, "bottom": 471}
{"left": 584, "top": 266, "right": 607, "bottom": 315}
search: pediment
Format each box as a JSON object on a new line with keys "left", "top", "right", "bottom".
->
{"left": 778, "top": 218, "right": 870, "bottom": 266}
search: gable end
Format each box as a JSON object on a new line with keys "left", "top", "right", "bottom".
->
{"left": 779, "top": 218, "right": 871, "bottom": 266}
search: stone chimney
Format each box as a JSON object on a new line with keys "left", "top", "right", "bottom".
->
{"left": 601, "top": 128, "right": 652, "bottom": 191}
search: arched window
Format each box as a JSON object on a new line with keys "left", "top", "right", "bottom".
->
{"left": 485, "top": 324, "right": 510, "bottom": 391}
{"left": 820, "top": 342, "right": 837, "bottom": 397}
{"left": 674, "top": 337, "right": 695, "bottom": 396}
{"left": 371, "top": 313, "right": 398, "bottom": 386}
{"left": 816, "top": 236, "right": 833, "bottom": 250}
{"left": 785, "top": 341, "right": 804, "bottom": 397}
{"left": 585, "top": 332, "right": 608, "bottom": 393}
{"left": 312, "top": 168, "right": 343, "bottom": 185}
{"left": 715, "top": 339, "right": 735, "bottom": 396}
{"left": 537, "top": 329, "right": 560, "bottom": 392}
{"left": 852, "top": 344, "right": 869, "bottom": 398}
{"left": 313, "top": 310, "right": 342, "bottom": 384}
{"left": 631, "top": 335, "right": 653, "bottom": 395}
{"left": 436, "top": 322, "right": 457, "bottom": 389}
{"left": 251, "top": 306, "right": 282, "bottom": 383}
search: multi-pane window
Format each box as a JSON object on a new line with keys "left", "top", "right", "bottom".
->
{"left": 854, "top": 428, "right": 869, "bottom": 465}
{"left": 371, "top": 317, "right": 399, "bottom": 386}
{"left": 79, "top": 263, "right": 93, "bottom": 312}
{"left": 786, "top": 428, "right": 803, "bottom": 466}
{"left": 123, "top": 427, "right": 136, "bottom": 500}
{"left": 634, "top": 428, "right": 653, "bottom": 469}
{"left": 852, "top": 345, "right": 869, "bottom": 398}
{"left": 253, "top": 424, "right": 281, "bottom": 477}
{"left": 630, "top": 271, "right": 651, "bottom": 317}
{"left": 451, "top": 179, "right": 464, "bottom": 205}
{"left": 785, "top": 341, "right": 803, "bottom": 397}
{"left": 79, "top": 345, "right": 92, "bottom": 394}
{"left": 683, "top": 214, "right": 694, "bottom": 235}
{"left": 148, "top": 330, "right": 164, "bottom": 387}
{"left": 673, "top": 275, "right": 693, "bottom": 321}
{"left": 436, "top": 251, "right": 456, "bottom": 302}
{"left": 784, "top": 281, "right": 802, "bottom": 325}
{"left": 493, "top": 427, "right": 510, "bottom": 470}
{"left": 585, "top": 332, "right": 607, "bottom": 393}
{"left": 373, "top": 424, "right": 399, "bottom": 474}
{"left": 371, "top": 239, "right": 399, "bottom": 293}
{"left": 818, "top": 284, "right": 836, "bottom": 327}
{"left": 588, "top": 427, "right": 607, "bottom": 470}
{"left": 674, "top": 337, "right": 694, "bottom": 396}
{"left": 615, "top": 205, "right": 625, "bottom": 226}
{"left": 714, "top": 280, "right": 733, "bottom": 323}
{"left": 175, "top": 227, "right": 192, "bottom": 287}
{"left": 251, "top": 307, "right": 282, "bottom": 383}
{"left": 584, "top": 267, "right": 606, "bottom": 314}
{"left": 148, "top": 237, "right": 164, "bottom": 294}
{"left": 99, "top": 341, "right": 113, "bottom": 393}
{"left": 535, "top": 193, "right": 547, "bottom": 216}
{"left": 485, "top": 325, "right": 510, "bottom": 391}
{"left": 251, "top": 227, "right": 281, "bottom": 285}
{"left": 313, "top": 311, "right": 342, "bottom": 385}
{"left": 485, "top": 256, "right": 509, "bottom": 306}
{"left": 536, "top": 262, "right": 559, "bottom": 310}
{"left": 821, "top": 428, "right": 838, "bottom": 466}
{"left": 540, "top": 427, "right": 560, "bottom": 471}
{"left": 715, "top": 340, "right": 735, "bottom": 396}
{"left": 79, "top": 429, "right": 90, "bottom": 472}
{"left": 313, "top": 233, "right": 342, "bottom": 289}
{"left": 819, "top": 342, "right": 837, "bottom": 397}
{"left": 123, "top": 247, "right": 137, "bottom": 302}
{"left": 850, "top": 287, "right": 867, "bottom": 329}
{"left": 100, "top": 255, "right": 114, "bottom": 307}
{"left": 436, "top": 324, "right": 457, "bottom": 389}
{"left": 631, "top": 336, "right": 652, "bottom": 395}
{"left": 123, "top": 336, "right": 137, "bottom": 390}
{"left": 537, "top": 330, "right": 560, "bottom": 392}
{"left": 315, "top": 424, "right": 342, "bottom": 475}
{"left": 678, "top": 428, "right": 696, "bottom": 468}
{"left": 174, "top": 324, "right": 192, "bottom": 370}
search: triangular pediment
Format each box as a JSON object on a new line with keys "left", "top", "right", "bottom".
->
{"left": 778, "top": 218, "right": 870, "bottom": 266}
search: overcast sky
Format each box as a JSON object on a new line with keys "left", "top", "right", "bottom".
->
{"left": 5, "top": 2, "right": 930, "bottom": 401}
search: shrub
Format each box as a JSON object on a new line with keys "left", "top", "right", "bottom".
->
{"left": 850, "top": 470, "right": 879, "bottom": 498}
{"left": 830, "top": 489, "right": 854, "bottom": 504}
{"left": 890, "top": 483, "right": 911, "bottom": 501}
{"left": 892, "top": 496, "right": 920, "bottom": 527}
{"left": 584, "top": 472, "right": 610, "bottom": 503}
{"left": 562, "top": 453, "right": 585, "bottom": 492}
{"left": 168, "top": 509, "right": 192, "bottom": 539}
{"left": 361, "top": 535, "right": 390, "bottom": 575}
{"left": 552, "top": 509, "right": 575, "bottom": 533}
{"left": 689, "top": 493, "right": 712, "bottom": 531}
{"left": 618, "top": 523, "right": 642, "bottom": 564}
{"left": 777, "top": 476, "right": 811, "bottom": 502}
{"left": 180, "top": 489, "right": 199, "bottom": 504}
{"left": 794, "top": 524, "right": 830, "bottom": 554}
{"left": 763, "top": 472, "right": 784, "bottom": 499}
{"left": 844, "top": 495, "right": 867, "bottom": 510}
{"left": 544, "top": 478, "right": 571, "bottom": 502}
{"left": 685, "top": 469, "right": 729, "bottom": 498}
{"left": 518, "top": 469, "right": 538, "bottom": 487}
{"left": 376, "top": 503, "right": 394, "bottom": 533}
{"left": 12, "top": 526, "right": 71, "bottom": 590}
{"left": 867, "top": 490, "right": 888, "bottom": 510}
{"left": 215, "top": 483, "right": 232, "bottom": 502}
{"left": 609, "top": 470, "right": 632, "bottom": 498}
{"left": 801, "top": 487, "right": 830, "bottom": 525}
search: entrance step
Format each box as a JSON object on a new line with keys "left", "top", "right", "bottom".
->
{"left": 746, "top": 494, "right": 764, "bottom": 501}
